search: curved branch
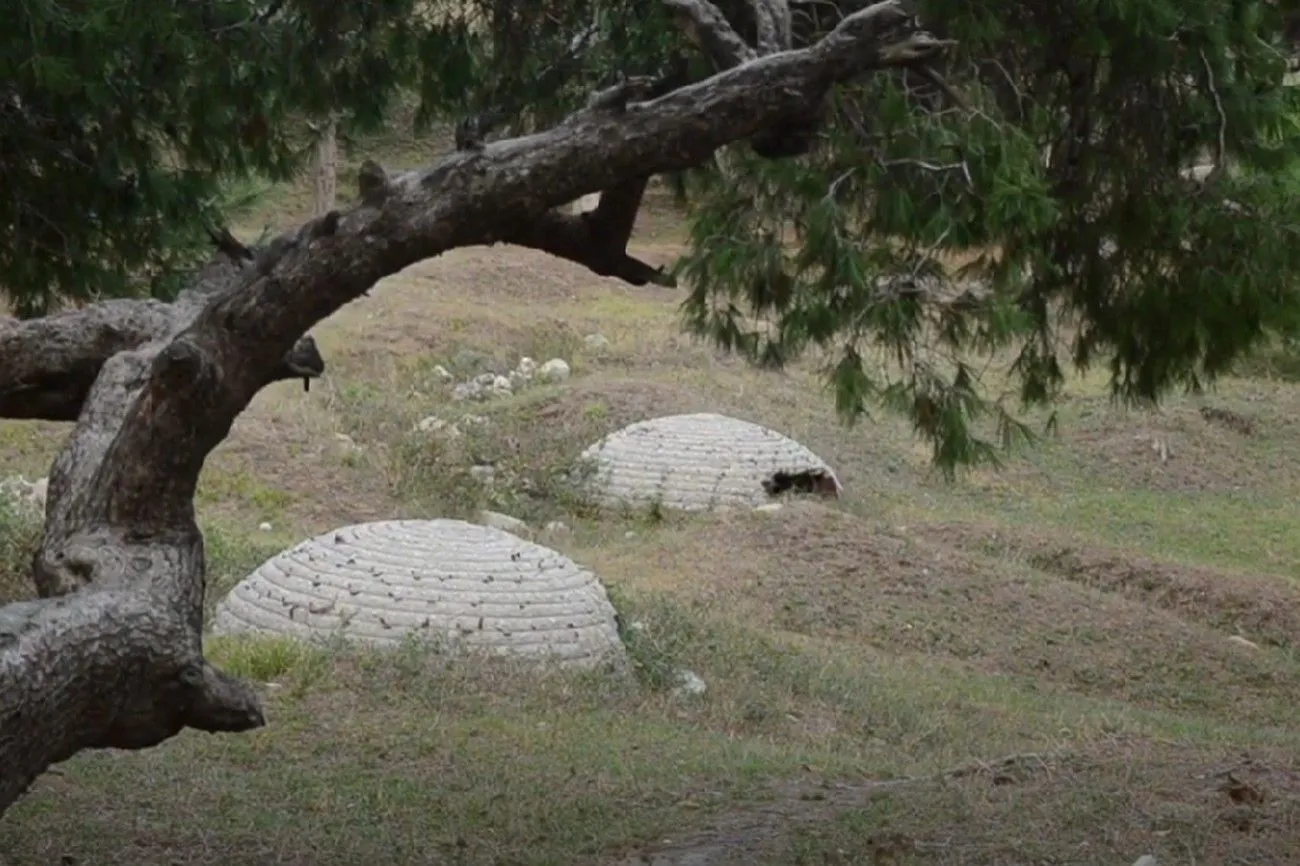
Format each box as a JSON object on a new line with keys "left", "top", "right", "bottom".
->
{"left": 0, "top": 0, "right": 949, "bottom": 818}
{"left": 0, "top": 262, "right": 325, "bottom": 422}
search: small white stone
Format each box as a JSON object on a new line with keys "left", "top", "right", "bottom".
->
{"left": 469, "top": 465, "right": 496, "bottom": 483}
{"left": 753, "top": 503, "right": 783, "bottom": 514}
{"left": 1132, "top": 856, "right": 1158, "bottom": 866}
{"left": 1227, "top": 635, "right": 1260, "bottom": 650}
{"left": 543, "top": 520, "right": 572, "bottom": 536}
{"left": 451, "top": 382, "right": 483, "bottom": 402}
{"left": 334, "top": 433, "right": 359, "bottom": 449}
{"left": 474, "top": 372, "right": 498, "bottom": 387}
{"left": 28, "top": 477, "right": 47, "bottom": 510}
{"left": 584, "top": 333, "right": 610, "bottom": 351}
{"left": 431, "top": 365, "right": 454, "bottom": 383}
{"left": 479, "top": 510, "right": 530, "bottom": 535}
{"left": 509, "top": 369, "right": 529, "bottom": 390}
{"left": 491, "top": 375, "right": 513, "bottom": 395}
{"left": 258, "top": 522, "right": 273, "bottom": 532}
{"left": 624, "top": 530, "right": 637, "bottom": 539}
{"left": 517, "top": 357, "right": 537, "bottom": 377}
{"left": 459, "top": 414, "right": 488, "bottom": 426}
{"left": 538, "top": 358, "right": 571, "bottom": 383}
{"left": 417, "top": 416, "right": 446, "bottom": 433}
{"left": 671, "top": 668, "right": 707, "bottom": 697}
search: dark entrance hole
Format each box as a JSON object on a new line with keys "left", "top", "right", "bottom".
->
{"left": 761, "top": 469, "right": 840, "bottom": 499}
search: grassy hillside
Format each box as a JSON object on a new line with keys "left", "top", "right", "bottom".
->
{"left": 1, "top": 126, "right": 1298, "bottom": 865}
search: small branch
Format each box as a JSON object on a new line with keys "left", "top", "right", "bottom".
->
{"left": 204, "top": 223, "right": 255, "bottom": 262}
{"left": 1198, "top": 49, "right": 1228, "bottom": 188}
{"left": 178, "top": 662, "right": 266, "bottom": 734}
{"left": 663, "top": 0, "right": 757, "bottom": 67}
{"left": 748, "top": 0, "right": 793, "bottom": 53}
{"left": 586, "top": 76, "right": 663, "bottom": 113}
{"left": 507, "top": 181, "right": 677, "bottom": 287}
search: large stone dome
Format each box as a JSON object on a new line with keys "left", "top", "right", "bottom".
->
{"left": 577, "top": 412, "right": 841, "bottom": 512}
{"left": 209, "top": 519, "right": 624, "bottom": 667}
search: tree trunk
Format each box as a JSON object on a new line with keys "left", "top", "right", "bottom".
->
{"left": 313, "top": 119, "right": 338, "bottom": 217}
{"left": 0, "top": 0, "right": 946, "bottom": 817}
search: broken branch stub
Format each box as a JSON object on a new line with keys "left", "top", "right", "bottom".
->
{"left": 0, "top": 0, "right": 948, "bottom": 818}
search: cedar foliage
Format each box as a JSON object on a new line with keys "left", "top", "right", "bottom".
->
{"left": 4, "top": 0, "right": 1300, "bottom": 471}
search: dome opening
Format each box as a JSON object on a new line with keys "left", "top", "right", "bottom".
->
{"left": 578, "top": 412, "right": 842, "bottom": 512}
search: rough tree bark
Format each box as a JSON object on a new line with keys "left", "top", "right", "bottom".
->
{"left": 313, "top": 119, "right": 340, "bottom": 217}
{"left": 0, "top": 0, "right": 949, "bottom": 817}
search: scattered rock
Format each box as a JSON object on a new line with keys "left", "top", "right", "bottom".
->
{"left": 624, "top": 530, "right": 637, "bottom": 539}
{"left": 544, "top": 520, "right": 572, "bottom": 536}
{"left": 334, "top": 433, "right": 360, "bottom": 450}
{"left": 1227, "top": 635, "right": 1260, "bottom": 651}
{"left": 479, "top": 510, "right": 530, "bottom": 535}
{"left": 460, "top": 414, "right": 488, "bottom": 426}
{"left": 431, "top": 364, "right": 454, "bottom": 383}
{"left": 258, "top": 522, "right": 273, "bottom": 532}
{"left": 538, "top": 358, "right": 571, "bottom": 383}
{"left": 753, "top": 503, "right": 783, "bottom": 514}
{"left": 28, "top": 477, "right": 48, "bottom": 511}
{"left": 671, "top": 668, "right": 707, "bottom": 698}
{"left": 452, "top": 382, "right": 484, "bottom": 402}
{"left": 0, "top": 475, "right": 48, "bottom": 512}
{"left": 1132, "top": 856, "right": 1158, "bottom": 866}
{"left": 417, "top": 416, "right": 446, "bottom": 433}
{"left": 469, "top": 465, "right": 496, "bottom": 483}
{"left": 584, "top": 333, "right": 610, "bottom": 351}
{"left": 445, "top": 355, "right": 564, "bottom": 405}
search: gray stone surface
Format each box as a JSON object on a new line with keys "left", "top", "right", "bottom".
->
{"left": 579, "top": 413, "right": 840, "bottom": 511}
{"left": 210, "top": 519, "right": 625, "bottom": 667}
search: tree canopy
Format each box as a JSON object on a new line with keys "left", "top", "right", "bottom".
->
{"left": 1, "top": 0, "right": 1300, "bottom": 814}
{"left": 5, "top": 0, "right": 1300, "bottom": 469}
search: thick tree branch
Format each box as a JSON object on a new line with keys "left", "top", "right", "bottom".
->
{"left": 0, "top": 263, "right": 325, "bottom": 421}
{"left": 748, "top": 0, "right": 793, "bottom": 54}
{"left": 0, "top": 0, "right": 948, "bottom": 817}
{"left": 665, "top": 0, "right": 757, "bottom": 67}
{"left": 0, "top": 586, "right": 263, "bottom": 809}
{"left": 516, "top": 176, "right": 674, "bottom": 286}
{"left": 663, "top": 0, "right": 939, "bottom": 159}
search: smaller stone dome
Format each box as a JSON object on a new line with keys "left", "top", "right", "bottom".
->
{"left": 209, "top": 519, "right": 624, "bottom": 667}
{"left": 577, "top": 412, "right": 841, "bottom": 512}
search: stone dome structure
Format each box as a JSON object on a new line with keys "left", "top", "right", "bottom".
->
{"left": 577, "top": 412, "right": 841, "bottom": 511}
{"left": 209, "top": 519, "right": 624, "bottom": 667}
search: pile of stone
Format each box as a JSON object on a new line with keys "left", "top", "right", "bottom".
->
{"left": 446, "top": 356, "right": 572, "bottom": 403}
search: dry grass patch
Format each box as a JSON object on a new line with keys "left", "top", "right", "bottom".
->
{"left": 920, "top": 520, "right": 1300, "bottom": 651}
{"left": 581, "top": 503, "right": 1300, "bottom": 730}
{"left": 773, "top": 741, "right": 1300, "bottom": 866}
